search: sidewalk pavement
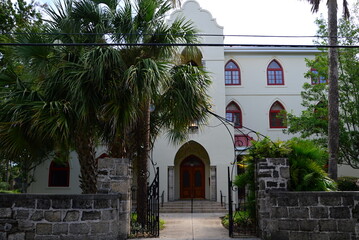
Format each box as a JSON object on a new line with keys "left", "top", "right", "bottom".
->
{"left": 135, "top": 213, "right": 262, "bottom": 240}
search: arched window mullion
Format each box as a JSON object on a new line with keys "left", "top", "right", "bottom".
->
{"left": 225, "top": 60, "right": 241, "bottom": 85}
{"left": 267, "top": 60, "right": 284, "bottom": 85}
{"left": 226, "top": 102, "right": 242, "bottom": 128}
{"left": 269, "top": 101, "right": 286, "bottom": 128}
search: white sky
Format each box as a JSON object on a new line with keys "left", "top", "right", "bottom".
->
{"left": 194, "top": 0, "right": 357, "bottom": 45}
{"left": 37, "top": 0, "right": 357, "bottom": 45}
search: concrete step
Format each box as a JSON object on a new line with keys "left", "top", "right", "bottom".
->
{"left": 160, "top": 200, "right": 227, "bottom": 213}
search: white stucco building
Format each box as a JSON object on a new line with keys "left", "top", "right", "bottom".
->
{"left": 28, "top": 0, "right": 357, "bottom": 200}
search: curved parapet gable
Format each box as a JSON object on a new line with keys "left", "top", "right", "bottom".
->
{"left": 168, "top": 0, "right": 224, "bottom": 45}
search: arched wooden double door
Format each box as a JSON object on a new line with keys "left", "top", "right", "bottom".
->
{"left": 180, "top": 156, "right": 205, "bottom": 199}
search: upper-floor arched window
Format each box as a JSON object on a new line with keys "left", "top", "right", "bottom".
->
{"left": 269, "top": 101, "right": 286, "bottom": 128}
{"left": 48, "top": 161, "right": 70, "bottom": 187}
{"left": 267, "top": 60, "right": 284, "bottom": 85}
{"left": 226, "top": 102, "right": 242, "bottom": 128}
{"left": 311, "top": 68, "right": 327, "bottom": 84}
{"left": 225, "top": 60, "right": 241, "bottom": 85}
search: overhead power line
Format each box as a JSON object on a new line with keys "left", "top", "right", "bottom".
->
{"left": 2, "top": 31, "right": 353, "bottom": 39}
{"left": 1, "top": 42, "right": 359, "bottom": 48}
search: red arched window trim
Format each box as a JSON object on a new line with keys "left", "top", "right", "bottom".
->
{"left": 225, "top": 60, "right": 241, "bottom": 85}
{"left": 48, "top": 161, "right": 70, "bottom": 187}
{"left": 269, "top": 101, "right": 287, "bottom": 128}
{"left": 267, "top": 60, "right": 284, "bottom": 85}
{"left": 226, "top": 102, "right": 242, "bottom": 128}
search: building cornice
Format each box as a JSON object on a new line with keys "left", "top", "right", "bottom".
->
{"left": 224, "top": 46, "right": 321, "bottom": 54}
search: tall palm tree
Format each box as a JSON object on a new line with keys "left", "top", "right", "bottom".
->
{"left": 2, "top": 2, "right": 211, "bottom": 229}
{"left": 7, "top": 0, "right": 122, "bottom": 193}
{"left": 0, "top": 76, "right": 54, "bottom": 192}
{"left": 107, "top": 0, "right": 211, "bottom": 225}
{"left": 302, "top": 0, "right": 349, "bottom": 180}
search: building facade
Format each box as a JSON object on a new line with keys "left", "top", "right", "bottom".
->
{"left": 28, "top": 0, "right": 357, "bottom": 201}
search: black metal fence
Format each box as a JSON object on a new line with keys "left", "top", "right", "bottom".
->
{"left": 130, "top": 167, "right": 160, "bottom": 237}
{"left": 146, "top": 167, "right": 160, "bottom": 237}
{"left": 228, "top": 167, "right": 256, "bottom": 238}
{"left": 228, "top": 167, "right": 234, "bottom": 237}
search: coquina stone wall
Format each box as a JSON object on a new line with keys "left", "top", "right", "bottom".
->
{"left": 0, "top": 194, "right": 123, "bottom": 240}
{"left": 0, "top": 157, "right": 131, "bottom": 240}
{"left": 257, "top": 158, "right": 359, "bottom": 240}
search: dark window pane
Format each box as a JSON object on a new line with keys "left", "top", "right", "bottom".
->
{"left": 195, "top": 171, "right": 201, "bottom": 187}
{"left": 49, "top": 161, "right": 69, "bottom": 187}
{"left": 183, "top": 171, "right": 190, "bottom": 187}
{"left": 51, "top": 170, "right": 69, "bottom": 186}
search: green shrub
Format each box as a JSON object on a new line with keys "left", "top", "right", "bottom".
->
{"left": 337, "top": 177, "right": 359, "bottom": 191}
{"left": 288, "top": 138, "right": 337, "bottom": 191}
{"left": 234, "top": 138, "right": 291, "bottom": 221}
{"left": 0, "top": 182, "right": 10, "bottom": 190}
{"left": 129, "top": 212, "right": 165, "bottom": 238}
{"left": 222, "top": 210, "right": 253, "bottom": 227}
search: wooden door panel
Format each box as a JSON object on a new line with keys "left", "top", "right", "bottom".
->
{"left": 180, "top": 157, "right": 205, "bottom": 199}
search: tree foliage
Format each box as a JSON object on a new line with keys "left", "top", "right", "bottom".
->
{"left": 234, "top": 138, "right": 336, "bottom": 221}
{"left": 0, "top": 1, "right": 211, "bottom": 227}
{"left": 286, "top": 13, "right": 359, "bottom": 168}
{"left": 0, "top": 0, "right": 46, "bottom": 192}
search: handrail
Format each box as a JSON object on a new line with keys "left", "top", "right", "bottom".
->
{"left": 161, "top": 190, "right": 165, "bottom": 207}
{"left": 220, "top": 190, "right": 226, "bottom": 208}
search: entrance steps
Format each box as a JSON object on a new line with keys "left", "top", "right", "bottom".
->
{"left": 160, "top": 200, "right": 227, "bottom": 213}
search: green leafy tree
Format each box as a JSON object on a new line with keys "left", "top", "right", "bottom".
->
{"left": 0, "top": 0, "right": 45, "bottom": 192}
{"left": 234, "top": 138, "right": 336, "bottom": 219}
{"left": 286, "top": 13, "right": 359, "bottom": 169}
{"left": 301, "top": 0, "right": 350, "bottom": 180}
{"left": 1, "top": 0, "right": 211, "bottom": 227}
{"left": 107, "top": 0, "right": 211, "bottom": 225}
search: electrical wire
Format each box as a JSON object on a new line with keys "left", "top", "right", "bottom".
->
{"left": 1, "top": 42, "right": 359, "bottom": 48}
{"left": 2, "top": 32, "right": 352, "bottom": 39}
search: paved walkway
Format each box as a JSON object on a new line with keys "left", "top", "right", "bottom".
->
{"left": 136, "top": 213, "right": 262, "bottom": 240}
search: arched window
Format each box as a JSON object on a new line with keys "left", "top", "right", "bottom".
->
{"left": 311, "top": 68, "right": 327, "bottom": 84}
{"left": 48, "top": 161, "right": 70, "bottom": 187}
{"left": 267, "top": 60, "right": 284, "bottom": 85}
{"left": 269, "top": 101, "right": 286, "bottom": 128}
{"left": 225, "top": 60, "right": 241, "bottom": 85}
{"left": 226, "top": 102, "right": 242, "bottom": 128}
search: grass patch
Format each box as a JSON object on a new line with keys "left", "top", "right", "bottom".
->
{"left": 221, "top": 210, "right": 256, "bottom": 236}
{"left": 129, "top": 213, "right": 165, "bottom": 238}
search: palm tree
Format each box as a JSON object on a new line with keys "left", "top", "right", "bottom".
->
{"left": 2, "top": 1, "right": 211, "bottom": 227}
{"left": 6, "top": 0, "right": 123, "bottom": 194}
{"left": 302, "top": 0, "right": 349, "bottom": 180}
{"left": 107, "top": 0, "right": 211, "bottom": 225}
{"left": 0, "top": 57, "right": 67, "bottom": 192}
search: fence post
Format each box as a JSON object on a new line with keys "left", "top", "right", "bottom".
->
{"left": 228, "top": 167, "right": 233, "bottom": 237}
{"left": 256, "top": 158, "right": 290, "bottom": 239}
{"left": 97, "top": 157, "right": 132, "bottom": 238}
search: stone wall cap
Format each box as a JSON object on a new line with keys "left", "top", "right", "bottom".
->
{"left": 0, "top": 193, "right": 121, "bottom": 200}
{"left": 269, "top": 191, "right": 359, "bottom": 197}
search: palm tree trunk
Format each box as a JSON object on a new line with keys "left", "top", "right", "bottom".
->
{"left": 327, "top": 0, "right": 339, "bottom": 180}
{"left": 136, "top": 101, "right": 151, "bottom": 227}
{"left": 109, "top": 135, "right": 127, "bottom": 158}
{"left": 75, "top": 131, "right": 98, "bottom": 194}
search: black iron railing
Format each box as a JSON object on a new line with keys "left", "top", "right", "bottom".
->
{"left": 161, "top": 190, "right": 165, "bottom": 208}
{"left": 228, "top": 167, "right": 234, "bottom": 237}
{"left": 146, "top": 167, "right": 160, "bottom": 237}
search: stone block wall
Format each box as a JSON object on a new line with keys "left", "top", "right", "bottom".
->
{"left": 0, "top": 194, "right": 123, "bottom": 240}
{"left": 267, "top": 191, "right": 359, "bottom": 240}
{"left": 0, "top": 157, "right": 132, "bottom": 240}
{"left": 97, "top": 157, "right": 132, "bottom": 235}
{"left": 256, "top": 158, "right": 359, "bottom": 240}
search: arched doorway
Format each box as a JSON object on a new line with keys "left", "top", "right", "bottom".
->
{"left": 180, "top": 155, "right": 205, "bottom": 199}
